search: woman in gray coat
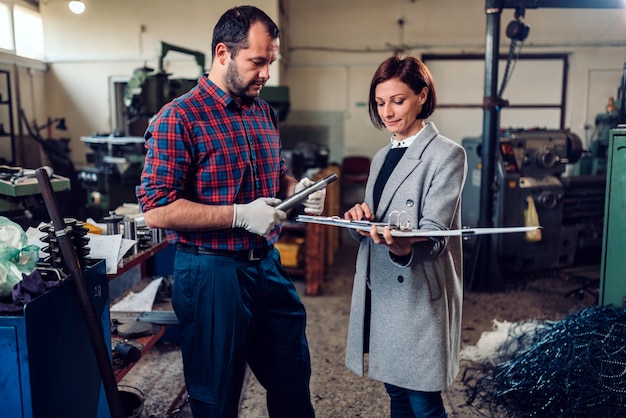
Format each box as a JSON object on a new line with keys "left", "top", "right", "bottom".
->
{"left": 344, "top": 55, "right": 467, "bottom": 418}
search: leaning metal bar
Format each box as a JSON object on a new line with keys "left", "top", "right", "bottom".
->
{"left": 35, "top": 167, "right": 125, "bottom": 418}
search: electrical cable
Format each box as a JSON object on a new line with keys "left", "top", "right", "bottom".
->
{"left": 498, "top": 38, "right": 524, "bottom": 100}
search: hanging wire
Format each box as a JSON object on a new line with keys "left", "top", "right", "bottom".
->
{"left": 498, "top": 38, "right": 524, "bottom": 99}
{"left": 498, "top": 11, "right": 528, "bottom": 100}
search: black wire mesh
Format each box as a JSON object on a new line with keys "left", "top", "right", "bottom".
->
{"left": 463, "top": 305, "right": 626, "bottom": 417}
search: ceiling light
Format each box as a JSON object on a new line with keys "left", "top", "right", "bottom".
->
{"left": 68, "top": 1, "right": 85, "bottom": 15}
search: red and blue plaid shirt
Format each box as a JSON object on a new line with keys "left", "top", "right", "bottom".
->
{"left": 136, "top": 75, "right": 287, "bottom": 250}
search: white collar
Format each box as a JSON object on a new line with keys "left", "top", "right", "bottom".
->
{"left": 390, "top": 129, "right": 420, "bottom": 149}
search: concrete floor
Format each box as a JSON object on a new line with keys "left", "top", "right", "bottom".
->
{"left": 118, "top": 230, "right": 598, "bottom": 418}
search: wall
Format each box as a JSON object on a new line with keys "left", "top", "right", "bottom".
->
{"left": 3, "top": 0, "right": 626, "bottom": 168}
{"left": 282, "top": 0, "right": 626, "bottom": 160}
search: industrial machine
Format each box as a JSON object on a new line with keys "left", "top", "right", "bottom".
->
{"left": 120, "top": 41, "right": 206, "bottom": 137}
{"left": 467, "top": 0, "right": 626, "bottom": 290}
{"left": 77, "top": 135, "right": 145, "bottom": 217}
{"left": 462, "top": 128, "right": 606, "bottom": 273}
{"left": 119, "top": 41, "right": 291, "bottom": 134}
{"left": 79, "top": 42, "right": 206, "bottom": 216}
{"left": 0, "top": 166, "right": 70, "bottom": 229}
{"left": 575, "top": 96, "right": 624, "bottom": 176}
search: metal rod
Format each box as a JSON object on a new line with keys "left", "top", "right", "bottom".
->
{"left": 275, "top": 173, "right": 338, "bottom": 211}
{"left": 35, "top": 167, "right": 125, "bottom": 418}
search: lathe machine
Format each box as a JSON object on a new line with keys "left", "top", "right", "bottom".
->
{"left": 462, "top": 128, "right": 606, "bottom": 273}
{"left": 77, "top": 135, "right": 145, "bottom": 218}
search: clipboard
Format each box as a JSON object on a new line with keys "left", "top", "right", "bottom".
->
{"left": 295, "top": 215, "right": 542, "bottom": 237}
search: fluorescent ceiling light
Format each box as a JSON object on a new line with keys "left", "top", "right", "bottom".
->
{"left": 68, "top": 1, "right": 85, "bottom": 15}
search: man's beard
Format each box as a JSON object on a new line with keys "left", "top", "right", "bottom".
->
{"left": 225, "top": 59, "right": 263, "bottom": 104}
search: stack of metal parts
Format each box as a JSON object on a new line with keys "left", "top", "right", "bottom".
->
{"left": 136, "top": 225, "right": 153, "bottom": 250}
{"left": 39, "top": 218, "right": 91, "bottom": 273}
{"left": 121, "top": 216, "right": 153, "bottom": 255}
{"left": 104, "top": 211, "right": 156, "bottom": 256}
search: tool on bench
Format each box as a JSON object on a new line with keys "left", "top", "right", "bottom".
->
{"left": 111, "top": 310, "right": 180, "bottom": 325}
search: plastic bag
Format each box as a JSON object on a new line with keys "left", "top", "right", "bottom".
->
{"left": 524, "top": 196, "right": 542, "bottom": 243}
{"left": 0, "top": 217, "right": 40, "bottom": 298}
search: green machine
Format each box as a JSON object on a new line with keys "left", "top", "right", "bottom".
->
{"left": 575, "top": 100, "right": 621, "bottom": 176}
{"left": 121, "top": 41, "right": 205, "bottom": 137}
{"left": 573, "top": 65, "right": 624, "bottom": 177}
{"left": 0, "top": 166, "right": 70, "bottom": 228}
{"left": 599, "top": 126, "right": 626, "bottom": 307}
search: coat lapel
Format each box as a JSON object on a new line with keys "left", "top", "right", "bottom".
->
{"left": 373, "top": 123, "right": 440, "bottom": 220}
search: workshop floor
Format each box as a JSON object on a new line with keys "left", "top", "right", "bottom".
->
{"left": 119, "top": 230, "right": 599, "bottom": 418}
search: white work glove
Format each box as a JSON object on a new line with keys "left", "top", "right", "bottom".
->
{"left": 295, "top": 177, "right": 326, "bottom": 215}
{"left": 232, "top": 197, "right": 287, "bottom": 236}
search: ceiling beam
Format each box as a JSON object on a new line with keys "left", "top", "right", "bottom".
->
{"left": 501, "top": 0, "right": 625, "bottom": 9}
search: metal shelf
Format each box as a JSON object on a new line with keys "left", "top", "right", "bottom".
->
{"left": 107, "top": 240, "right": 173, "bottom": 383}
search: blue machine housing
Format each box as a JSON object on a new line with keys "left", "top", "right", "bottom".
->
{"left": 0, "top": 260, "right": 111, "bottom": 418}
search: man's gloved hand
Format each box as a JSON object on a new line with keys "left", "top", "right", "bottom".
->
{"left": 232, "top": 197, "right": 287, "bottom": 236}
{"left": 295, "top": 177, "right": 326, "bottom": 215}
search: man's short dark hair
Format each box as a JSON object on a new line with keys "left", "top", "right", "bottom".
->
{"left": 211, "top": 5, "right": 280, "bottom": 60}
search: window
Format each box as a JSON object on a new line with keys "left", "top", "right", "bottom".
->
{"left": 0, "top": 1, "right": 43, "bottom": 59}
{"left": 423, "top": 53, "right": 568, "bottom": 144}
{"left": 13, "top": 3, "right": 43, "bottom": 59}
{"left": 0, "top": 3, "right": 13, "bottom": 51}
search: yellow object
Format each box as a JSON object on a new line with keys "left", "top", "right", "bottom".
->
{"left": 606, "top": 96, "right": 617, "bottom": 113}
{"left": 275, "top": 236, "right": 305, "bottom": 267}
{"left": 524, "top": 196, "right": 542, "bottom": 242}
{"left": 84, "top": 222, "right": 103, "bottom": 235}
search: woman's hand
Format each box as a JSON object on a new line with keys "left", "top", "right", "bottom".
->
{"left": 370, "top": 224, "right": 430, "bottom": 256}
{"left": 345, "top": 203, "right": 427, "bottom": 252}
{"left": 344, "top": 203, "right": 375, "bottom": 238}
{"left": 370, "top": 225, "right": 422, "bottom": 256}
{"left": 344, "top": 202, "right": 373, "bottom": 221}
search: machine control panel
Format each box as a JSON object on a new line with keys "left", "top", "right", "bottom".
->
{"left": 499, "top": 129, "right": 583, "bottom": 176}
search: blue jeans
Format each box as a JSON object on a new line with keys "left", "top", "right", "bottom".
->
{"left": 384, "top": 383, "right": 448, "bottom": 418}
{"left": 173, "top": 248, "right": 315, "bottom": 418}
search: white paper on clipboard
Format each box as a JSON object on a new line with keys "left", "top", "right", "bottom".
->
{"left": 295, "top": 215, "right": 542, "bottom": 237}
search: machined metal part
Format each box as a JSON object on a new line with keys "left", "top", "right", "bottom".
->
{"left": 110, "top": 310, "right": 179, "bottom": 325}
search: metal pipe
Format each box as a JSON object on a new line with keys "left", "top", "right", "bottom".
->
{"left": 619, "top": 51, "right": 626, "bottom": 123}
{"left": 467, "top": 0, "right": 505, "bottom": 291}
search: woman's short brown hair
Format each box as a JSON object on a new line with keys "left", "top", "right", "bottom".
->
{"left": 368, "top": 55, "right": 437, "bottom": 129}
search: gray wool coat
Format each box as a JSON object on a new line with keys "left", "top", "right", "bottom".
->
{"left": 344, "top": 122, "right": 467, "bottom": 392}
